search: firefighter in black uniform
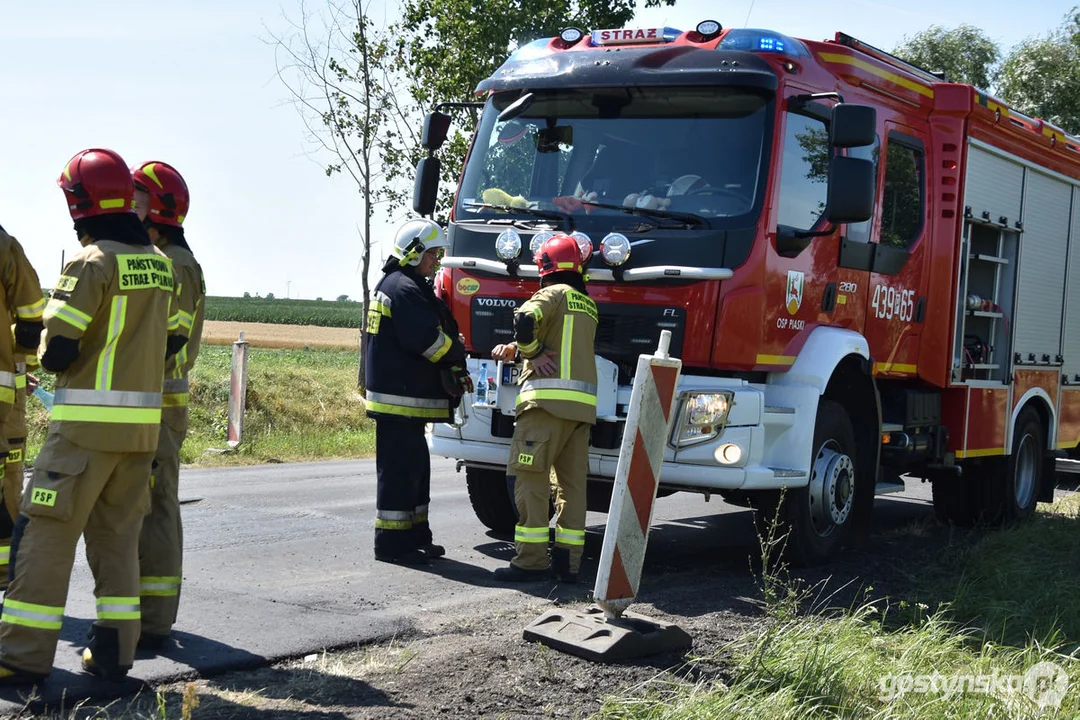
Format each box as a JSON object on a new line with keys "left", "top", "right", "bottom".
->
{"left": 365, "top": 218, "right": 471, "bottom": 565}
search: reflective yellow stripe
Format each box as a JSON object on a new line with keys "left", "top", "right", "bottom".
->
{"left": 2, "top": 599, "right": 64, "bottom": 630}
{"left": 818, "top": 52, "right": 935, "bottom": 98}
{"left": 176, "top": 310, "right": 194, "bottom": 330}
{"left": 516, "top": 389, "right": 597, "bottom": 407}
{"left": 96, "top": 596, "right": 140, "bottom": 620}
{"left": 515, "top": 526, "right": 550, "bottom": 543}
{"left": 365, "top": 401, "right": 448, "bottom": 419}
{"left": 560, "top": 315, "right": 573, "bottom": 381}
{"left": 163, "top": 392, "right": 189, "bottom": 407}
{"left": 423, "top": 332, "right": 453, "bottom": 363}
{"left": 16, "top": 298, "right": 46, "bottom": 320}
{"left": 168, "top": 313, "right": 181, "bottom": 331}
{"left": 555, "top": 526, "right": 586, "bottom": 546}
{"left": 0, "top": 544, "right": 8, "bottom": 563}
{"left": 0, "top": 387, "right": 13, "bottom": 404}
{"left": 96, "top": 295, "right": 127, "bottom": 391}
{"left": 15, "top": 375, "right": 25, "bottom": 389}
{"left": 45, "top": 299, "right": 92, "bottom": 331}
{"left": 140, "top": 576, "right": 181, "bottom": 597}
{"left": 375, "top": 518, "right": 413, "bottom": 530}
{"left": 51, "top": 405, "right": 161, "bottom": 424}
{"left": 98, "top": 198, "right": 127, "bottom": 210}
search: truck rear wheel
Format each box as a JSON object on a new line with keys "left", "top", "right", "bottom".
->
{"left": 465, "top": 467, "right": 517, "bottom": 535}
{"left": 754, "top": 399, "right": 859, "bottom": 567}
{"left": 981, "top": 406, "right": 1043, "bottom": 525}
{"left": 931, "top": 475, "right": 977, "bottom": 526}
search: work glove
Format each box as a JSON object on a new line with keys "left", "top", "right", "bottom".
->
{"left": 440, "top": 365, "right": 474, "bottom": 398}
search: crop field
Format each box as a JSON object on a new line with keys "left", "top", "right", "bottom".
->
{"left": 202, "top": 320, "right": 360, "bottom": 349}
{"left": 205, "top": 295, "right": 363, "bottom": 327}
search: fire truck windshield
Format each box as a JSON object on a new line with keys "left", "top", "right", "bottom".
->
{"left": 456, "top": 87, "right": 772, "bottom": 232}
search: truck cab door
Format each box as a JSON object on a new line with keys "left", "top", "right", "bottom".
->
{"left": 860, "top": 122, "right": 930, "bottom": 378}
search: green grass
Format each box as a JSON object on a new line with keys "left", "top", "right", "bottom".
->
{"left": 204, "top": 296, "right": 364, "bottom": 327}
{"left": 27, "top": 345, "right": 375, "bottom": 466}
{"left": 595, "top": 495, "right": 1080, "bottom": 720}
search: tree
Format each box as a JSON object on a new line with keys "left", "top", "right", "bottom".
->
{"left": 243, "top": 291, "right": 252, "bottom": 299}
{"left": 266, "top": 292, "right": 276, "bottom": 300}
{"left": 272, "top": 0, "right": 422, "bottom": 388}
{"left": 316, "top": 296, "right": 324, "bottom": 301}
{"left": 892, "top": 24, "right": 1000, "bottom": 89}
{"left": 336, "top": 294, "right": 351, "bottom": 302}
{"left": 998, "top": 11, "right": 1080, "bottom": 134}
{"left": 400, "top": 0, "right": 677, "bottom": 215}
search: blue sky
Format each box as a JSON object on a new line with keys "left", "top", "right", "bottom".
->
{"left": 1, "top": 0, "right": 1075, "bottom": 299}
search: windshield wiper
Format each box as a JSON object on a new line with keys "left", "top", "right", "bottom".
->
{"left": 579, "top": 200, "right": 708, "bottom": 228}
{"left": 462, "top": 201, "right": 573, "bottom": 231}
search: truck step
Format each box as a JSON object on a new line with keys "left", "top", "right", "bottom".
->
{"left": 764, "top": 405, "right": 795, "bottom": 414}
{"left": 770, "top": 467, "right": 807, "bottom": 479}
{"left": 875, "top": 481, "right": 905, "bottom": 495}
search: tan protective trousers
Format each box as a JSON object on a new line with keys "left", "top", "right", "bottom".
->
{"left": 507, "top": 407, "right": 589, "bottom": 573}
{"left": 138, "top": 420, "right": 185, "bottom": 636}
{"left": 0, "top": 433, "right": 152, "bottom": 676}
{"left": 0, "top": 443, "right": 24, "bottom": 589}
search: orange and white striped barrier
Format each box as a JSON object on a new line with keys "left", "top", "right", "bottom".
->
{"left": 594, "top": 330, "right": 682, "bottom": 618}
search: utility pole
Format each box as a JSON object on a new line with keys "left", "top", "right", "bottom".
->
{"left": 286, "top": 280, "right": 291, "bottom": 299}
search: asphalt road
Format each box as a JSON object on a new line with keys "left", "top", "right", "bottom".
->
{"left": 0, "top": 457, "right": 940, "bottom": 711}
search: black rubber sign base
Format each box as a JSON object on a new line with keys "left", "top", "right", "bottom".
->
{"left": 523, "top": 605, "right": 691, "bottom": 662}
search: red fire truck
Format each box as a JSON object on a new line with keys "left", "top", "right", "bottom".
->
{"left": 412, "top": 21, "right": 1080, "bottom": 565}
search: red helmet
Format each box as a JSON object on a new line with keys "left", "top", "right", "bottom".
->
{"left": 132, "top": 161, "right": 190, "bottom": 226}
{"left": 535, "top": 233, "right": 584, "bottom": 277}
{"left": 57, "top": 148, "right": 136, "bottom": 221}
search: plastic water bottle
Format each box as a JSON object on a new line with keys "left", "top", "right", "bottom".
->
{"left": 476, "top": 362, "right": 489, "bottom": 405}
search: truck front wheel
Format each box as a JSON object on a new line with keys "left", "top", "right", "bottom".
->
{"left": 753, "top": 399, "right": 859, "bottom": 567}
{"left": 465, "top": 467, "right": 517, "bottom": 535}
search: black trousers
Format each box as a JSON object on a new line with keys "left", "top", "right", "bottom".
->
{"left": 374, "top": 418, "right": 433, "bottom": 556}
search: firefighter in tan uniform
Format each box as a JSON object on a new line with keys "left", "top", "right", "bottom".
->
{"left": 0, "top": 227, "right": 47, "bottom": 589}
{"left": 0, "top": 148, "right": 186, "bottom": 685}
{"left": 0, "top": 351, "right": 44, "bottom": 591}
{"left": 132, "top": 160, "right": 204, "bottom": 649}
{"left": 490, "top": 234, "right": 597, "bottom": 583}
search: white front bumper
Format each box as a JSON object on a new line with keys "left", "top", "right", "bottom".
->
{"left": 428, "top": 357, "right": 819, "bottom": 491}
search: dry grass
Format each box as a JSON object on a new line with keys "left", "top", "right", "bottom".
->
{"left": 201, "top": 320, "right": 360, "bottom": 350}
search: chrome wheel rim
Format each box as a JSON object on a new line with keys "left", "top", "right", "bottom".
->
{"left": 808, "top": 440, "right": 854, "bottom": 537}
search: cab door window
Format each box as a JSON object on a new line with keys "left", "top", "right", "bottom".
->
{"left": 775, "top": 112, "right": 830, "bottom": 233}
{"left": 880, "top": 133, "right": 925, "bottom": 249}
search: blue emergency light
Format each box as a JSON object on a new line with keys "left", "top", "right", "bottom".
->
{"left": 719, "top": 28, "right": 808, "bottom": 57}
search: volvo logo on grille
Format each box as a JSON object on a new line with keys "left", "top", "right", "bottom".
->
{"left": 475, "top": 297, "right": 520, "bottom": 308}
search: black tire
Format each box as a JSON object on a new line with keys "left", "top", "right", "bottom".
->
{"left": 981, "top": 406, "right": 1043, "bottom": 525}
{"left": 931, "top": 475, "right": 978, "bottom": 526}
{"left": 465, "top": 466, "right": 517, "bottom": 534}
{"left": 753, "top": 399, "right": 859, "bottom": 567}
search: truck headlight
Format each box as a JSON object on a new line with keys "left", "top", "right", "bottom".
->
{"left": 672, "top": 391, "right": 734, "bottom": 447}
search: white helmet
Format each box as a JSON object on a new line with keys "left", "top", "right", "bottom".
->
{"left": 393, "top": 218, "right": 449, "bottom": 267}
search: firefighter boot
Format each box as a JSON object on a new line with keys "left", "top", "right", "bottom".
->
{"left": 82, "top": 626, "right": 131, "bottom": 682}
{"left": 551, "top": 547, "right": 577, "bottom": 584}
{"left": 0, "top": 663, "right": 47, "bottom": 687}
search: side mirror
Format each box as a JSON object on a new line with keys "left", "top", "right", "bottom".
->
{"left": 413, "top": 156, "right": 441, "bottom": 216}
{"left": 421, "top": 112, "right": 453, "bottom": 151}
{"left": 824, "top": 156, "right": 874, "bottom": 223}
{"left": 830, "top": 104, "right": 876, "bottom": 148}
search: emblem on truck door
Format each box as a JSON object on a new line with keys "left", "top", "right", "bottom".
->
{"left": 786, "top": 270, "right": 804, "bottom": 315}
